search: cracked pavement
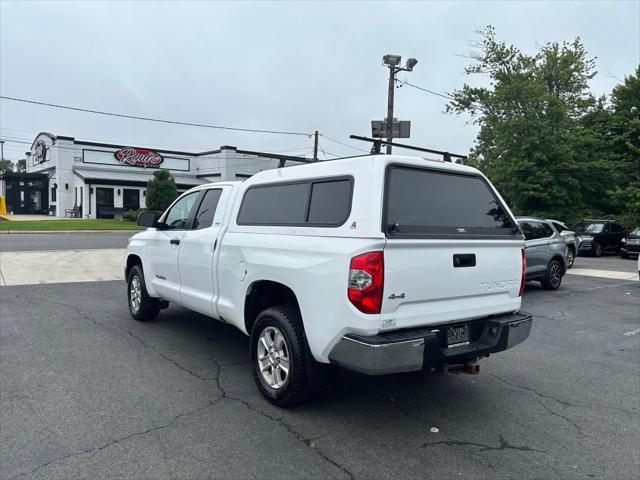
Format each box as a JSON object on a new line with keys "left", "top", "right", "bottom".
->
{"left": 1, "top": 274, "right": 638, "bottom": 479}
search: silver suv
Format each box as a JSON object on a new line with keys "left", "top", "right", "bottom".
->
{"left": 547, "top": 219, "right": 580, "bottom": 268}
{"left": 517, "top": 217, "right": 568, "bottom": 290}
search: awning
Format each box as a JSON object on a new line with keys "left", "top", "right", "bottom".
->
{"left": 73, "top": 167, "right": 204, "bottom": 189}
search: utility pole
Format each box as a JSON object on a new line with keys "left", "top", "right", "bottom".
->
{"left": 382, "top": 55, "right": 418, "bottom": 154}
{"left": 0, "top": 140, "right": 4, "bottom": 163}
{"left": 385, "top": 70, "right": 396, "bottom": 155}
{"left": 313, "top": 131, "right": 319, "bottom": 161}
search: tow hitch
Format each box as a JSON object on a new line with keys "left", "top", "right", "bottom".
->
{"left": 448, "top": 359, "right": 480, "bottom": 375}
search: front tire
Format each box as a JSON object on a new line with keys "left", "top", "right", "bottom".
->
{"left": 541, "top": 259, "right": 564, "bottom": 290}
{"left": 592, "top": 242, "right": 602, "bottom": 257}
{"left": 127, "top": 265, "right": 161, "bottom": 321}
{"left": 250, "top": 306, "right": 311, "bottom": 407}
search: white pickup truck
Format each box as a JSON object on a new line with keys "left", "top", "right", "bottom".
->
{"left": 126, "top": 154, "right": 532, "bottom": 406}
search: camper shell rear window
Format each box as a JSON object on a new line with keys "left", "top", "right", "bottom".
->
{"left": 383, "top": 165, "right": 519, "bottom": 239}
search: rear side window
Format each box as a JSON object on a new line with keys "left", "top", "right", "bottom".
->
{"left": 541, "top": 222, "right": 554, "bottom": 237}
{"left": 193, "top": 189, "right": 222, "bottom": 230}
{"left": 307, "top": 180, "right": 351, "bottom": 224}
{"left": 237, "top": 177, "right": 353, "bottom": 226}
{"left": 384, "top": 166, "right": 517, "bottom": 238}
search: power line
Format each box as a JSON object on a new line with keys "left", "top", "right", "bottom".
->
{"left": 320, "top": 134, "right": 370, "bottom": 153}
{"left": 398, "top": 79, "right": 454, "bottom": 100}
{"left": 0, "top": 96, "right": 312, "bottom": 137}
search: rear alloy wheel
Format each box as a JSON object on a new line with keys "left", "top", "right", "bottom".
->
{"left": 250, "top": 306, "right": 311, "bottom": 406}
{"left": 592, "top": 242, "right": 602, "bottom": 257}
{"left": 541, "top": 259, "right": 564, "bottom": 290}
{"left": 566, "top": 248, "right": 575, "bottom": 268}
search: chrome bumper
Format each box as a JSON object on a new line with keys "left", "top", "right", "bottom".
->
{"left": 328, "top": 312, "right": 532, "bottom": 376}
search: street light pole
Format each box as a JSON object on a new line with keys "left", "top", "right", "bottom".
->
{"left": 381, "top": 55, "right": 417, "bottom": 155}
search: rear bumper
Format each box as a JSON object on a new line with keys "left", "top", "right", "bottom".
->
{"left": 328, "top": 312, "right": 532, "bottom": 375}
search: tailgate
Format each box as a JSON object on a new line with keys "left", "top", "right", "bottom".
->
{"left": 380, "top": 163, "right": 523, "bottom": 330}
{"left": 382, "top": 239, "right": 523, "bottom": 329}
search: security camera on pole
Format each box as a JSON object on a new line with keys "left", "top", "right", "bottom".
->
{"left": 377, "top": 55, "right": 417, "bottom": 154}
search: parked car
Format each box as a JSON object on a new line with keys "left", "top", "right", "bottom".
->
{"left": 547, "top": 219, "right": 580, "bottom": 268}
{"left": 516, "top": 217, "right": 567, "bottom": 290}
{"left": 577, "top": 220, "right": 625, "bottom": 257}
{"left": 125, "top": 155, "right": 532, "bottom": 406}
{"left": 620, "top": 227, "right": 640, "bottom": 259}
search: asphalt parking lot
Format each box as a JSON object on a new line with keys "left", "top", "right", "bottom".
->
{"left": 1, "top": 238, "right": 638, "bottom": 480}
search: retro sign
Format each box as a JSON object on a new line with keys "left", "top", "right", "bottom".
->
{"left": 34, "top": 140, "right": 47, "bottom": 163}
{"left": 114, "top": 147, "right": 163, "bottom": 168}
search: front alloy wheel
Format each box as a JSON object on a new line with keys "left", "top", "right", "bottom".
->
{"left": 127, "top": 265, "right": 161, "bottom": 321}
{"left": 593, "top": 242, "right": 602, "bottom": 257}
{"left": 129, "top": 275, "right": 142, "bottom": 314}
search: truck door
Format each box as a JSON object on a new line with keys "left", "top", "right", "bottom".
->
{"left": 147, "top": 191, "right": 200, "bottom": 302}
{"left": 177, "top": 186, "right": 232, "bottom": 316}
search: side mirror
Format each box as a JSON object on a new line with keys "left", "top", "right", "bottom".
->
{"left": 137, "top": 211, "right": 160, "bottom": 228}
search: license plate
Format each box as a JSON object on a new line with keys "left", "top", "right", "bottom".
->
{"left": 447, "top": 325, "right": 470, "bottom": 346}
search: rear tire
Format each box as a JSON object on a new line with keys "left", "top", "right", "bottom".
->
{"left": 620, "top": 251, "right": 629, "bottom": 259}
{"left": 592, "top": 242, "right": 602, "bottom": 257}
{"left": 127, "top": 265, "right": 161, "bottom": 321}
{"left": 541, "top": 259, "right": 564, "bottom": 290}
{"left": 250, "top": 306, "right": 311, "bottom": 407}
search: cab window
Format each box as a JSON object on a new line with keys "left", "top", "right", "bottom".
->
{"left": 163, "top": 192, "right": 199, "bottom": 230}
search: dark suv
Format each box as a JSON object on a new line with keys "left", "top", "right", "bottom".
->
{"left": 620, "top": 227, "right": 640, "bottom": 259}
{"left": 577, "top": 220, "right": 625, "bottom": 257}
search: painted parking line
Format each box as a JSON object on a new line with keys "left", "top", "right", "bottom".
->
{"left": 0, "top": 249, "right": 126, "bottom": 286}
{"left": 566, "top": 268, "right": 638, "bottom": 282}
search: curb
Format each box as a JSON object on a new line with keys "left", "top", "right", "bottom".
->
{"left": 0, "top": 230, "right": 141, "bottom": 235}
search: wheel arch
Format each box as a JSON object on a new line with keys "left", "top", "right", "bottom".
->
{"left": 125, "top": 254, "right": 143, "bottom": 278}
{"left": 550, "top": 254, "right": 567, "bottom": 273}
{"left": 244, "top": 280, "right": 301, "bottom": 335}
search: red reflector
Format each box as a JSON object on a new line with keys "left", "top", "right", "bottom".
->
{"left": 519, "top": 248, "right": 526, "bottom": 296}
{"left": 348, "top": 251, "right": 384, "bottom": 314}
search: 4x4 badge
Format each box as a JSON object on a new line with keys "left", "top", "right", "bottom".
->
{"left": 388, "top": 293, "right": 405, "bottom": 300}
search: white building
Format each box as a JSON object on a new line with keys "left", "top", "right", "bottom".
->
{"left": 5, "top": 132, "right": 309, "bottom": 218}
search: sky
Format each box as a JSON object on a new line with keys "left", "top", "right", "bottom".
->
{"left": 1, "top": 0, "right": 639, "bottom": 162}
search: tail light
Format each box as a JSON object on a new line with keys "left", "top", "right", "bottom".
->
{"left": 348, "top": 251, "right": 384, "bottom": 314}
{"left": 519, "top": 248, "right": 526, "bottom": 297}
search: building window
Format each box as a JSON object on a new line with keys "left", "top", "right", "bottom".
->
{"left": 51, "top": 187, "right": 57, "bottom": 202}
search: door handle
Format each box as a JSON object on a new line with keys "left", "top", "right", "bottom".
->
{"left": 170, "top": 238, "right": 180, "bottom": 245}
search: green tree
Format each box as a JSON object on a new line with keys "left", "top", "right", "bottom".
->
{"left": 16, "top": 159, "right": 26, "bottom": 173}
{"left": 0, "top": 159, "right": 14, "bottom": 173}
{"left": 447, "top": 26, "right": 600, "bottom": 221}
{"left": 607, "top": 66, "right": 640, "bottom": 226}
{"left": 145, "top": 169, "right": 178, "bottom": 212}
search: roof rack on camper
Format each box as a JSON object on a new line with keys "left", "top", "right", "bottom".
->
{"left": 349, "top": 135, "right": 468, "bottom": 162}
